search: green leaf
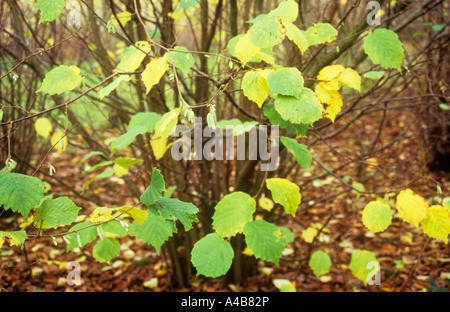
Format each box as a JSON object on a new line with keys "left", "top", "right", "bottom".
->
{"left": 279, "top": 226, "right": 295, "bottom": 243}
{"left": 309, "top": 250, "right": 332, "bottom": 278}
{"left": 263, "top": 103, "right": 309, "bottom": 136}
{"left": 101, "top": 220, "right": 128, "bottom": 237}
{"left": 164, "top": 46, "right": 195, "bottom": 77}
{"left": 135, "top": 214, "right": 174, "bottom": 255}
{"left": 150, "top": 197, "right": 199, "bottom": 231}
{"left": 248, "top": 17, "right": 285, "bottom": 49}
{"left": 362, "top": 201, "right": 392, "bottom": 233}
{"left": 0, "top": 231, "right": 27, "bottom": 248}
{"left": 0, "top": 171, "right": 45, "bottom": 218}
{"left": 114, "top": 157, "right": 143, "bottom": 169}
{"left": 212, "top": 192, "right": 256, "bottom": 238}
{"left": 115, "top": 41, "right": 151, "bottom": 73}
{"left": 36, "top": 0, "right": 65, "bottom": 23}
{"left": 266, "top": 67, "right": 304, "bottom": 97}
{"left": 191, "top": 233, "right": 234, "bottom": 278}
{"left": 364, "top": 28, "right": 404, "bottom": 71}
{"left": 280, "top": 137, "right": 312, "bottom": 168}
{"left": 35, "top": 197, "right": 81, "bottom": 229}
{"left": 439, "top": 103, "right": 450, "bottom": 111}
{"left": 98, "top": 75, "right": 130, "bottom": 100}
{"left": 421, "top": 205, "right": 450, "bottom": 244}
{"left": 349, "top": 250, "right": 379, "bottom": 285}
{"left": 37, "top": 65, "right": 83, "bottom": 96}
{"left": 92, "top": 238, "right": 120, "bottom": 263}
{"left": 304, "top": 23, "right": 338, "bottom": 46}
{"left": 180, "top": 0, "right": 200, "bottom": 9}
{"left": 274, "top": 89, "right": 323, "bottom": 125}
{"left": 243, "top": 220, "right": 286, "bottom": 265}
{"left": 141, "top": 168, "right": 166, "bottom": 207}
{"left": 241, "top": 70, "right": 270, "bottom": 108}
{"left": 363, "top": 70, "right": 386, "bottom": 80}
{"left": 266, "top": 178, "right": 301, "bottom": 216}
{"left": 65, "top": 221, "right": 98, "bottom": 252}
{"left": 111, "top": 112, "right": 162, "bottom": 150}
{"left": 153, "top": 108, "right": 181, "bottom": 139}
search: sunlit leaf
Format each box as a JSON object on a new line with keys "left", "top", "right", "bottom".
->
{"left": 266, "top": 178, "right": 301, "bottom": 216}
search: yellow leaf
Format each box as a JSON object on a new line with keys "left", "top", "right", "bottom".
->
{"left": 34, "top": 117, "right": 53, "bottom": 138}
{"left": 113, "top": 164, "right": 128, "bottom": 177}
{"left": 338, "top": 68, "right": 361, "bottom": 92}
{"left": 396, "top": 189, "right": 428, "bottom": 227}
{"left": 119, "top": 206, "right": 148, "bottom": 226}
{"left": 317, "top": 65, "right": 344, "bottom": 90}
{"left": 151, "top": 136, "right": 169, "bottom": 160}
{"left": 315, "top": 83, "right": 343, "bottom": 122}
{"left": 50, "top": 132, "right": 68, "bottom": 152}
{"left": 302, "top": 226, "right": 319, "bottom": 243}
{"left": 234, "top": 33, "right": 260, "bottom": 65}
{"left": 241, "top": 70, "right": 269, "bottom": 108}
{"left": 91, "top": 207, "right": 119, "bottom": 223}
{"left": 259, "top": 197, "right": 274, "bottom": 212}
{"left": 421, "top": 205, "right": 450, "bottom": 244}
{"left": 142, "top": 57, "right": 169, "bottom": 94}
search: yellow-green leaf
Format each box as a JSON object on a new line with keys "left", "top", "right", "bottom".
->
{"left": 142, "top": 57, "right": 169, "bottom": 94}
{"left": 421, "top": 205, "right": 450, "bottom": 244}
{"left": 241, "top": 70, "right": 269, "bottom": 108}
{"left": 0, "top": 231, "right": 27, "bottom": 248}
{"left": 266, "top": 178, "right": 301, "bottom": 216}
{"left": 115, "top": 41, "right": 151, "bottom": 73}
{"left": 282, "top": 20, "right": 309, "bottom": 54}
{"left": 396, "top": 189, "right": 428, "bottom": 227}
{"left": 34, "top": 117, "right": 53, "bottom": 139}
{"left": 234, "top": 34, "right": 260, "bottom": 65}
{"left": 339, "top": 68, "right": 361, "bottom": 92}
{"left": 362, "top": 201, "right": 392, "bottom": 233}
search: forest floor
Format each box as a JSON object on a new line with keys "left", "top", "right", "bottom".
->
{"left": 1, "top": 107, "right": 449, "bottom": 293}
